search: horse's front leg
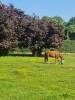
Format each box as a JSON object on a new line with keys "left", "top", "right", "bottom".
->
{"left": 45, "top": 57, "right": 48, "bottom": 63}
{"left": 55, "top": 57, "right": 59, "bottom": 64}
{"left": 58, "top": 58, "right": 62, "bottom": 64}
{"left": 44, "top": 56, "right": 48, "bottom": 63}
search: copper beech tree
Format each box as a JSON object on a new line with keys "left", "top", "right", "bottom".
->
{"left": 0, "top": 4, "right": 64, "bottom": 56}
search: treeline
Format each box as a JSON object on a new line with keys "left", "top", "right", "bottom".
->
{"left": 0, "top": 4, "right": 75, "bottom": 56}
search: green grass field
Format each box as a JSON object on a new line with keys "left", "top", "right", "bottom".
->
{"left": 0, "top": 54, "right": 75, "bottom": 100}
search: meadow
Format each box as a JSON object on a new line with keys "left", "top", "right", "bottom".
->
{"left": 0, "top": 53, "right": 75, "bottom": 100}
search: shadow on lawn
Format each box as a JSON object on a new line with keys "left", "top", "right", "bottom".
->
{"left": 8, "top": 53, "right": 44, "bottom": 57}
{"left": 8, "top": 53, "right": 32, "bottom": 57}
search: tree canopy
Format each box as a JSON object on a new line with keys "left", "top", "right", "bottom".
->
{"left": 0, "top": 4, "right": 65, "bottom": 56}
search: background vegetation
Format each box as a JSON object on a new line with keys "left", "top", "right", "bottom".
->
{"left": 0, "top": 4, "right": 75, "bottom": 56}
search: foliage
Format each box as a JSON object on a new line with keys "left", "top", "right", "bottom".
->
{"left": 0, "top": 4, "right": 19, "bottom": 55}
{"left": 68, "top": 17, "right": 75, "bottom": 25}
{"left": 42, "top": 16, "right": 64, "bottom": 25}
{"left": 65, "top": 17, "right": 75, "bottom": 40}
{"left": 0, "top": 4, "right": 64, "bottom": 56}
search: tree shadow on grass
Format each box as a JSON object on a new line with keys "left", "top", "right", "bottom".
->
{"left": 8, "top": 53, "right": 33, "bottom": 57}
{"left": 8, "top": 53, "right": 44, "bottom": 57}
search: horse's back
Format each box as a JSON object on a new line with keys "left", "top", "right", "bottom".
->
{"left": 48, "top": 51, "right": 60, "bottom": 57}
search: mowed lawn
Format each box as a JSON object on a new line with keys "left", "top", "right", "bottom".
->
{"left": 0, "top": 54, "right": 75, "bottom": 100}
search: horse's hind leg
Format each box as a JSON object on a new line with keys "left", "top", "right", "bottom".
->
{"left": 55, "top": 56, "right": 58, "bottom": 63}
{"left": 55, "top": 57, "right": 60, "bottom": 64}
{"left": 44, "top": 57, "right": 48, "bottom": 63}
{"left": 44, "top": 54, "right": 48, "bottom": 63}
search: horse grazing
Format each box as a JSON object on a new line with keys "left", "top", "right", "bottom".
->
{"left": 44, "top": 50, "right": 64, "bottom": 64}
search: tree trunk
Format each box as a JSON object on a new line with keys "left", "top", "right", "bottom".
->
{"left": 32, "top": 48, "right": 42, "bottom": 56}
{"left": 0, "top": 48, "right": 9, "bottom": 56}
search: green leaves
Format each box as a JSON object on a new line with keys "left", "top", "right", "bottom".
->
{"left": 65, "top": 17, "right": 75, "bottom": 40}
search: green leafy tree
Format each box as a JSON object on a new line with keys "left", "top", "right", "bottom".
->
{"left": 65, "top": 24, "right": 75, "bottom": 40}
{"left": 49, "top": 16, "right": 64, "bottom": 25}
{"left": 65, "top": 17, "right": 75, "bottom": 40}
{"left": 42, "top": 16, "right": 50, "bottom": 21}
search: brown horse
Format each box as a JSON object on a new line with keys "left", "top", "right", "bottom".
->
{"left": 44, "top": 50, "right": 64, "bottom": 64}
